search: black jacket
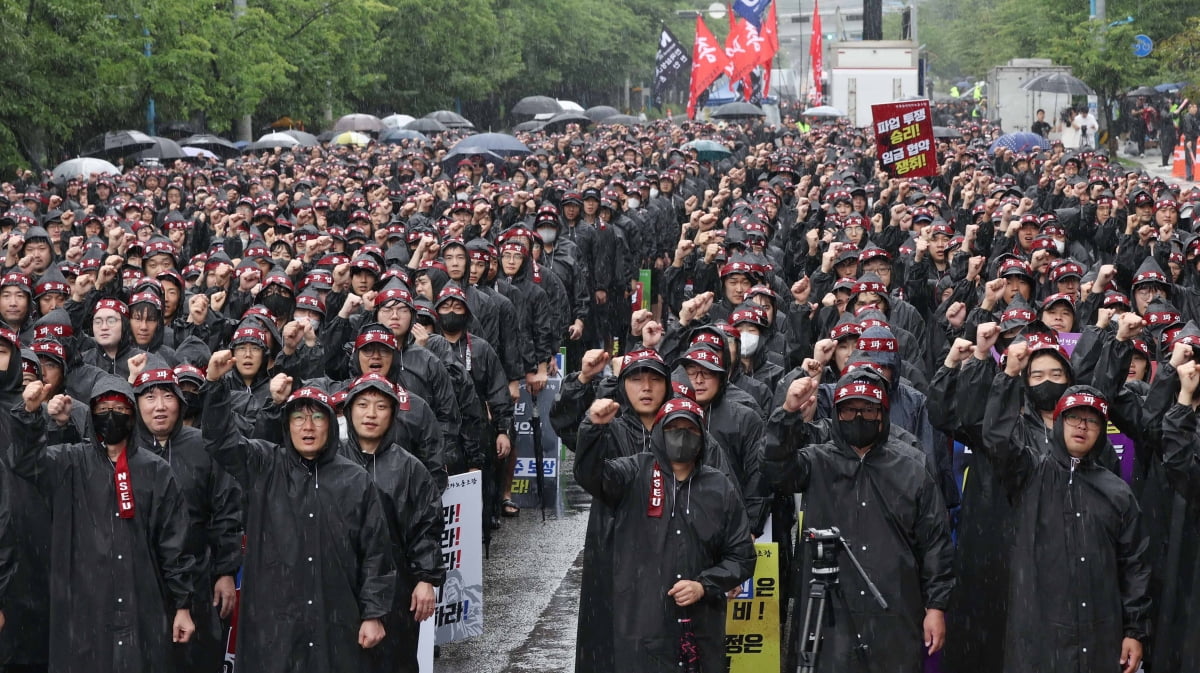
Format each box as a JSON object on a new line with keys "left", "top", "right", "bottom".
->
{"left": 574, "top": 416, "right": 755, "bottom": 673}
{"left": 762, "top": 404, "right": 954, "bottom": 673}
{"left": 8, "top": 378, "right": 194, "bottom": 673}
{"left": 1152, "top": 404, "right": 1200, "bottom": 672}
{"left": 202, "top": 381, "right": 395, "bottom": 673}
{"left": 982, "top": 375, "right": 1151, "bottom": 672}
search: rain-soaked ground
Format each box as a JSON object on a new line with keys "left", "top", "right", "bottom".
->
{"left": 436, "top": 451, "right": 591, "bottom": 673}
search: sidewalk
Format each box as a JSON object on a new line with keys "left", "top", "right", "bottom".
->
{"left": 1116, "top": 142, "right": 1197, "bottom": 187}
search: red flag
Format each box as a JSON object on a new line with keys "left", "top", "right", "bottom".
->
{"left": 757, "top": 2, "right": 778, "bottom": 98}
{"left": 729, "top": 20, "right": 764, "bottom": 86}
{"left": 810, "top": 0, "right": 823, "bottom": 101}
{"left": 687, "top": 16, "right": 730, "bottom": 119}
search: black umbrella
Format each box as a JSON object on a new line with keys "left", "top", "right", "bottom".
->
{"left": 128, "top": 136, "right": 187, "bottom": 162}
{"left": 439, "top": 147, "right": 504, "bottom": 174}
{"left": 711, "top": 101, "right": 766, "bottom": 119}
{"left": 405, "top": 118, "right": 449, "bottom": 133}
{"left": 584, "top": 105, "right": 621, "bottom": 121}
{"left": 541, "top": 111, "right": 592, "bottom": 132}
{"left": 379, "top": 128, "right": 431, "bottom": 145}
{"left": 179, "top": 134, "right": 241, "bottom": 159}
{"left": 933, "top": 126, "right": 963, "bottom": 139}
{"left": 512, "top": 120, "right": 546, "bottom": 133}
{"left": 453, "top": 133, "right": 531, "bottom": 157}
{"left": 333, "top": 113, "right": 384, "bottom": 133}
{"left": 158, "top": 121, "right": 197, "bottom": 139}
{"left": 512, "top": 96, "right": 562, "bottom": 116}
{"left": 425, "top": 110, "right": 475, "bottom": 129}
{"left": 1128, "top": 85, "right": 1159, "bottom": 97}
{"left": 1021, "top": 73, "right": 1094, "bottom": 96}
{"left": 82, "top": 130, "right": 155, "bottom": 159}
{"left": 598, "top": 114, "right": 644, "bottom": 126}
{"left": 283, "top": 129, "right": 320, "bottom": 147}
{"left": 678, "top": 617, "right": 701, "bottom": 673}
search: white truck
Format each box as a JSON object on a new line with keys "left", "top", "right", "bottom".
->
{"left": 986, "top": 59, "right": 1077, "bottom": 133}
{"left": 829, "top": 40, "right": 920, "bottom": 127}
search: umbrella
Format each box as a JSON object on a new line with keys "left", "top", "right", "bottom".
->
{"left": 81, "top": 130, "right": 155, "bottom": 159}
{"left": 379, "top": 128, "right": 430, "bottom": 145}
{"left": 801, "top": 105, "right": 847, "bottom": 117}
{"left": 179, "top": 134, "right": 241, "bottom": 159}
{"left": 316, "top": 130, "right": 337, "bottom": 143}
{"left": 425, "top": 110, "right": 474, "bottom": 129}
{"left": 158, "top": 121, "right": 198, "bottom": 139}
{"left": 52, "top": 157, "right": 120, "bottom": 181}
{"left": 405, "top": 118, "right": 449, "bottom": 133}
{"left": 283, "top": 129, "right": 320, "bottom": 146}
{"left": 454, "top": 132, "right": 531, "bottom": 157}
{"left": 128, "top": 136, "right": 187, "bottom": 162}
{"left": 678, "top": 618, "right": 701, "bottom": 673}
{"left": 933, "top": 126, "right": 963, "bottom": 140}
{"left": 332, "top": 131, "right": 372, "bottom": 146}
{"left": 1155, "top": 82, "right": 1187, "bottom": 93}
{"left": 711, "top": 102, "right": 766, "bottom": 119}
{"left": 541, "top": 111, "right": 593, "bottom": 132}
{"left": 381, "top": 114, "right": 416, "bottom": 129}
{"left": 989, "top": 132, "right": 1050, "bottom": 154}
{"left": 681, "top": 139, "right": 732, "bottom": 162}
{"left": 512, "top": 120, "right": 547, "bottom": 133}
{"left": 1128, "top": 85, "right": 1159, "bottom": 97}
{"left": 182, "top": 146, "right": 219, "bottom": 161}
{"left": 598, "top": 114, "right": 643, "bottom": 126}
{"left": 557, "top": 100, "right": 585, "bottom": 112}
{"left": 245, "top": 132, "right": 300, "bottom": 152}
{"left": 440, "top": 147, "right": 504, "bottom": 174}
{"left": 1021, "top": 73, "right": 1094, "bottom": 96}
{"left": 333, "top": 113, "right": 384, "bottom": 133}
{"left": 584, "top": 105, "right": 622, "bottom": 121}
{"left": 512, "top": 96, "right": 562, "bottom": 116}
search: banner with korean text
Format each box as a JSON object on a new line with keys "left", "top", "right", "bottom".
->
{"left": 725, "top": 542, "right": 781, "bottom": 672}
{"left": 872, "top": 100, "right": 937, "bottom": 178}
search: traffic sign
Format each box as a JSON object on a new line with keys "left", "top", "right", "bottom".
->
{"left": 1133, "top": 34, "right": 1154, "bottom": 58}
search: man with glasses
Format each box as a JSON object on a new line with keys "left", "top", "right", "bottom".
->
{"left": 763, "top": 369, "right": 954, "bottom": 673}
{"left": 202, "top": 349, "right": 395, "bottom": 672}
{"left": 981, "top": 339, "right": 1150, "bottom": 673}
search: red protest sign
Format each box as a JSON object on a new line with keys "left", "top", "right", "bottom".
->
{"left": 872, "top": 100, "right": 938, "bottom": 178}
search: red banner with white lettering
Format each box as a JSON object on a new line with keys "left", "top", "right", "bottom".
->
{"left": 872, "top": 100, "right": 938, "bottom": 178}
{"left": 728, "top": 19, "right": 764, "bottom": 88}
{"left": 688, "top": 16, "right": 730, "bottom": 119}
{"left": 759, "top": 1, "right": 778, "bottom": 97}
{"left": 810, "top": 0, "right": 823, "bottom": 100}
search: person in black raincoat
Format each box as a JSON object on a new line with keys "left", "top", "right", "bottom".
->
{"left": 763, "top": 370, "right": 954, "bottom": 673}
{"left": 334, "top": 373, "right": 444, "bottom": 673}
{"left": 131, "top": 366, "right": 242, "bottom": 673}
{"left": 7, "top": 374, "right": 195, "bottom": 673}
{"left": 79, "top": 298, "right": 147, "bottom": 379}
{"left": 0, "top": 329, "right": 33, "bottom": 669}
{"left": 574, "top": 395, "right": 755, "bottom": 673}
{"left": 982, "top": 339, "right": 1151, "bottom": 673}
{"left": 1159, "top": 360, "right": 1200, "bottom": 672}
{"left": 201, "top": 349, "right": 395, "bottom": 673}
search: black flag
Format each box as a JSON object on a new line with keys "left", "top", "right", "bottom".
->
{"left": 653, "top": 26, "right": 690, "bottom": 110}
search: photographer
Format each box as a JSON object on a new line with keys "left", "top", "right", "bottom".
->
{"left": 762, "top": 370, "right": 954, "bottom": 673}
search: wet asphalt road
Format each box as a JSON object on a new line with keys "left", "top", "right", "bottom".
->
{"left": 435, "top": 451, "right": 590, "bottom": 673}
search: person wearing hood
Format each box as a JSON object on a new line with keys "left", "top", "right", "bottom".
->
{"left": 532, "top": 212, "right": 590, "bottom": 371}
{"left": 127, "top": 291, "right": 179, "bottom": 366}
{"left": 731, "top": 304, "right": 785, "bottom": 391}
{"left": 0, "top": 271, "right": 34, "bottom": 344}
{"left": 466, "top": 239, "right": 525, "bottom": 388}
{"left": 574, "top": 396, "right": 756, "bottom": 673}
{"left": 0, "top": 330, "right": 32, "bottom": 669}
{"left": 1159, "top": 360, "right": 1200, "bottom": 671}
{"left": 201, "top": 351, "right": 395, "bottom": 673}
{"left": 32, "top": 265, "right": 70, "bottom": 320}
{"left": 7, "top": 374, "right": 196, "bottom": 673}
{"left": 981, "top": 341, "right": 1151, "bottom": 673}
{"left": 80, "top": 298, "right": 148, "bottom": 380}
{"left": 497, "top": 239, "right": 554, "bottom": 394}
{"left": 762, "top": 371, "right": 954, "bottom": 673}
{"left": 132, "top": 367, "right": 242, "bottom": 673}
{"left": 336, "top": 373, "right": 444, "bottom": 673}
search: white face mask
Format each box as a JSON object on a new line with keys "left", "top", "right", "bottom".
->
{"left": 649, "top": 188, "right": 660, "bottom": 198}
{"left": 455, "top": 192, "right": 469, "bottom": 201}
{"left": 627, "top": 197, "right": 641, "bottom": 209}
{"left": 1055, "top": 239, "right": 1066, "bottom": 254}
{"left": 538, "top": 228, "right": 557, "bottom": 245}
{"left": 740, "top": 333, "right": 761, "bottom": 357}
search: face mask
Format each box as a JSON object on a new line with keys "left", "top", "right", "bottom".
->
{"left": 740, "top": 333, "right": 761, "bottom": 357}
{"left": 839, "top": 417, "right": 882, "bottom": 449}
{"left": 538, "top": 228, "right": 557, "bottom": 245}
{"left": 456, "top": 192, "right": 469, "bottom": 201}
{"left": 649, "top": 188, "right": 660, "bottom": 198}
{"left": 663, "top": 428, "right": 703, "bottom": 464}
{"left": 439, "top": 311, "right": 469, "bottom": 334}
{"left": 626, "top": 198, "right": 641, "bottom": 209}
{"left": 261, "top": 294, "right": 295, "bottom": 320}
{"left": 181, "top": 391, "right": 202, "bottom": 419}
{"left": 1055, "top": 239, "right": 1066, "bottom": 254}
{"left": 93, "top": 410, "right": 135, "bottom": 445}
{"left": 1027, "top": 380, "right": 1068, "bottom": 411}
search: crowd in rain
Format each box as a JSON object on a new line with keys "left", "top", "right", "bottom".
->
{"left": 0, "top": 105, "right": 1199, "bottom": 673}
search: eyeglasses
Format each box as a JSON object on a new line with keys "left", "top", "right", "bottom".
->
{"left": 837, "top": 405, "right": 882, "bottom": 421}
{"left": 289, "top": 411, "right": 329, "bottom": 426}
{"left": 93, "top": 316, "right": 121, "bottom": 327}
{"left": 1062, "top": 412, "right": 1103, "bottom": 430}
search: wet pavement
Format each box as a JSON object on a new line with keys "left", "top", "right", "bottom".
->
{"left": 435, "top": 451, "right": 590, "bottom": 673}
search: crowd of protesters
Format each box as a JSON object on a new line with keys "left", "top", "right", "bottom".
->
{"left": 0, "top": 107, "right": 1198, "bottom": 673}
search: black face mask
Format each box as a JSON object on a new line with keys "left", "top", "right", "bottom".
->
{"left": 181, "top": 391, "right": 202, "bottom": 419}
{"left": 839, "top": 417, "right": 883, "bottom": 449}
{"left": 663, "top": 428, "right": 703, "bottom": 464}
{"left": 93, "top": 411, "right": 135, "bottom": 445}
{"left": 439, "top": 312, "right": 469, "bottom": 334}
{"left": 1028, "top": 380, "right": 1069, "bottom": 411}
{"left": 261, "top": 294, "right": 295, "bottom": 321}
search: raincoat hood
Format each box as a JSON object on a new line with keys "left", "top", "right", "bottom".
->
{"left": 281, "top": 385, "right": 339, "bottom": 462}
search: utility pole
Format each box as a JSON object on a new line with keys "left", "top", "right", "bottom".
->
{"left": 144, "top": 26, "right": 155, "bottom": 136}
{"left": 863, "top": 0, "right": 882, "bottom": 40}
{"left": 233, "top": 0, "right": 252, "bottom": 142}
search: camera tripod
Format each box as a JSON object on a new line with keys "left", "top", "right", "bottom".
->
{"left": 796, "top": 527, "right": 888, "bottom": 673}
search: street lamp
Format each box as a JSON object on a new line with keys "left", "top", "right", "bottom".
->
{"left": 674, "top": 3, "right": 729, "bottom": 19}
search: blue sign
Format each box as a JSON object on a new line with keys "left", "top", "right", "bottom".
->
{"left": 1133, "top": 34, "right": 1154, "bottom": 58}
